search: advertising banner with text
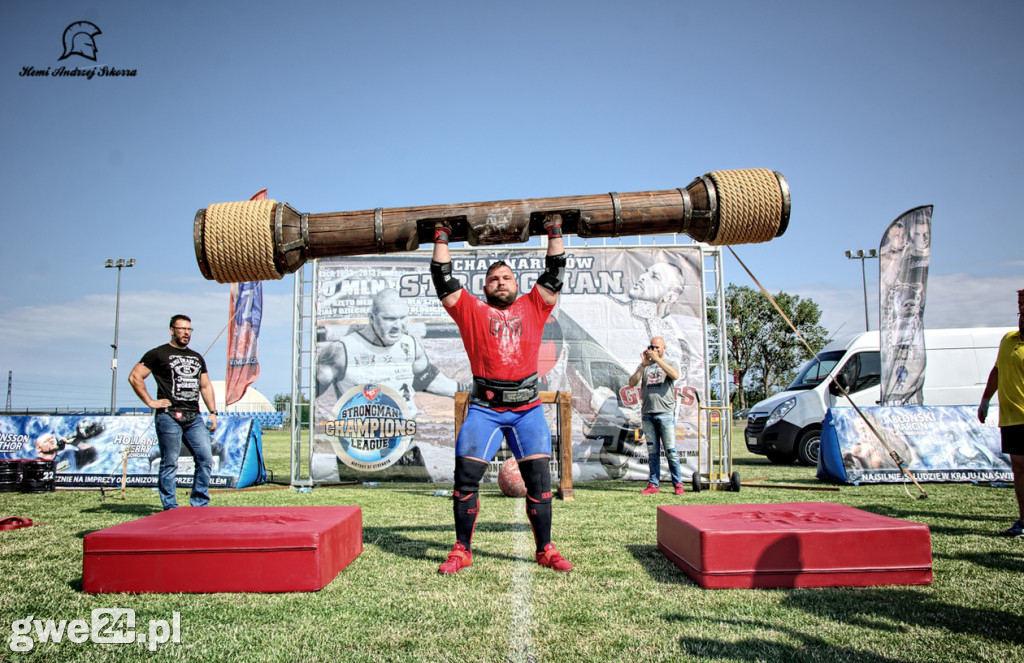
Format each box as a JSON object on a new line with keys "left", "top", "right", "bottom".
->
{"left": 818, "top": 406, "right": 1011, "bottom": 484}
{"left": 0, "top": 415, "right": 264, "bottom": 489}
{"left": 312, "top": 246, "right": 706, "bottom": 483}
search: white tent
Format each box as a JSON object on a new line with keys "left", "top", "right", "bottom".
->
{"left": 204, "top": 381, "right": 275, "bottom": 413}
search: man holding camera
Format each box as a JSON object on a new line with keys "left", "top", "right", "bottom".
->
{"left": 128, "top": 314, "right": 217, "bottom": 510}
{"left": 629, "top": 336, "right": 685, "bottom": 495}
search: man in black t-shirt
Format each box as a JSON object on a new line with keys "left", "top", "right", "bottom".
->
{"left": 128, "top": 314, "right": 218, "bottom": 510}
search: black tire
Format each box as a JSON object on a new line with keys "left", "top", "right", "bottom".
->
{"left": 765, "top": 450, "right": 797, "bottom": 465}
{"left": 691, "top": 472, "right": 702, "bottom": 493}
{"left": 796, "top": 429, "right": 822, "bottom": 467}
{"left": 730, "top": 471, "right": 741, "bottom": 492}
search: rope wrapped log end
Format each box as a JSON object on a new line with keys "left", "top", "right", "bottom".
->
{"left": 704, "top": 169, "right": 790, "bottom": 246}
{"left": 195, "top": 199, "right": 307, "bottom": 284}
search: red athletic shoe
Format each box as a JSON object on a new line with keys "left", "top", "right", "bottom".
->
{"left": 673, "top": 483, "right": 685, "bottom": 496}
{"left": 438, "top": 542, "right": 472, "bottom": 574}
{"left": 640, "top": 483, "right": 660, "bottom": 495}
{"left": 536, "top": 543, "right": 573, "bottom": 571}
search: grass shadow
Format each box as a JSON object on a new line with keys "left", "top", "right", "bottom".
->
{"left": 79, "top": 503, "right": 162, "bottom": 516}
{"left": 933, "top": 549, "right": 1024, "bottom": 573}
{"left": 625, "top": 543, "right": 698, "bottom": 587}
{"left": 782, "top": 586, "right": 1024, "bottom": 646}
{"left": 854, "top": 503, "right": 1013, "bottom": 537}
{"left": 363, "top": 521, "right": 535, "bottom": 565}
{"left": 667, "top": 614, "right": 910, "bottom": 663}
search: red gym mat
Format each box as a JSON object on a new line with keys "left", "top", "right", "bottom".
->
{"left": 83, "top": 506, "right": 362, "bottom": 593}
{"left": 657, "top": 502, "right": 932, "bottom": 589}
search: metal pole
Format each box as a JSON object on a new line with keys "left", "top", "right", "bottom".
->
{"left": 110, "top": 264, "right": 122, "bottom": 415}
{"left": 844, "top": 249, "right": 877, "bottom": 333}
{"left": 106, "top": 258, "right": 134, "bottom": 415}
{"left": 860, "top": 257, "right": 869, "bottom": 331}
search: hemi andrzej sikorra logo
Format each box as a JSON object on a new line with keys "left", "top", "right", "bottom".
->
{"left": 18, "top": 21, "right": 138, "bottom": 79}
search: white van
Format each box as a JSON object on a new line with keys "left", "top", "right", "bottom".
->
{"left": 743, "top": 327, "right": 1011, "bottom": 466}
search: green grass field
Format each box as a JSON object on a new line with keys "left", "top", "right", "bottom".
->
{"left": 1, "top": 428, "right": 1022, "bottom": 662}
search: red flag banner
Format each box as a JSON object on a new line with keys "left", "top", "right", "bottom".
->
{"left": 225, "top": 189, "right": 267, "bottom": 405}
{"left": 878, "top": 205, "right": 932, "bottom": 406}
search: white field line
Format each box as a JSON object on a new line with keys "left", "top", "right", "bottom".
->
{"left": 507, "top": 498, "right": 536, "bottom": 663}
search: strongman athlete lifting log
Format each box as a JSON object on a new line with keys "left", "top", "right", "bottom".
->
{"left": 193, "top": 169, "right": 790, "bottom": 283}
{"left": 431, "top": 214, "right": 572, "bottom": 574}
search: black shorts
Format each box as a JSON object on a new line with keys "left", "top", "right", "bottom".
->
{"left": 1001, "top": 424, "right": 1024, "bottom": 456}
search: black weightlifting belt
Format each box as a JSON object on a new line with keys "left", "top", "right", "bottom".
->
{"left": 470, "top": 374, "right": 539, "bottom": 408}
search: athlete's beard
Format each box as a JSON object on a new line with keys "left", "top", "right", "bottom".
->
{"left": 486, "top": 290, "right": 517, "bottom": 309}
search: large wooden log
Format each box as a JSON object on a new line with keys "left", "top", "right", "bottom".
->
{"left": 194, "top": 168, "right": 790, "bottom": 283}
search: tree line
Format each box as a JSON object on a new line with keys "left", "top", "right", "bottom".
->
{"left": 712, "top": 284, "right": 829, "bottom": 411}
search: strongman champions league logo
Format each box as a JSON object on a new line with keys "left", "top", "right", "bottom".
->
{"left": 324, "top": 384, "right": 416, "bottom": 472}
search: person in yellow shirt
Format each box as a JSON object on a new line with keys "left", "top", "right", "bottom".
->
{"left": 979, "top": 289, "right": 1024, "bottom": 537}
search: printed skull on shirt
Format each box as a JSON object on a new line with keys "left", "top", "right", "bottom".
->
{"left": 139, "top": 343, "right": 209, "bottom": 412}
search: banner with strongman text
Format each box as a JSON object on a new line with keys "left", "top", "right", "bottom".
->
{"left": 311, "top": 247, "right": 707, "bottom": 483}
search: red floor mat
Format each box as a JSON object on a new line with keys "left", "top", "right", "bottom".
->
{"left": 657, "top": 502, "right": 932, "bottom": 589}
{"left": 83, "top": 506, "right": 362, "bottom": 593}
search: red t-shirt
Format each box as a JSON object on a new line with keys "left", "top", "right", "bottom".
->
{"left": 445, "top": 286, "right": 554, "bottom": 383}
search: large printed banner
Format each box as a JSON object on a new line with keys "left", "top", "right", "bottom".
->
{"left": 312, "top": 247, "right": 707, "bottom": 483}
{"left": 0, "top": 415, "right": 265, "bottom": 489}
{"left": 817, "top": 406, "right": 1011, "bottom": 484}
{"left": 879, "top": 206, "right": 932, "bottom": 405}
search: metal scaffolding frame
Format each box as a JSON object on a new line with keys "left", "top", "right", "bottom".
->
{"left": 289, "top": 261, "right": 316, "bottom": 487}
{"left": 287, "top": 235, "right": 729, "bottom": 487}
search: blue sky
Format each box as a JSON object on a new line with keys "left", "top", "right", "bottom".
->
{"left": 1, "top": 0, "right": 1021, "bottom": 411}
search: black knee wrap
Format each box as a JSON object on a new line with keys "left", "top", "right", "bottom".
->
{"left": 518, "top": 457, "right": 552, "bottom": 502}
{"left": 518, "top": 457, "right": 553, "bottom": 552}
{"left": 454, "top": 456, "right": 487, "bottom": 494}
{"left": 453, "top": 457, "right": 486, "bottom": 549}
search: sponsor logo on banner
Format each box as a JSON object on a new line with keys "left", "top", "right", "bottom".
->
{"left": 324, "top": 384, "right": 417, "bottom": 472}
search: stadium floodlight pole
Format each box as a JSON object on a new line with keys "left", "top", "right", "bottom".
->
{"left": 105, "top": 258, "right": 135, "bottom": 415}
{"left": 844, "top": 249, "right": 878, "bottom": 331}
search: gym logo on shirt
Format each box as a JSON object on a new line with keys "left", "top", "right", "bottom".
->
{"left": 489, "top": 316, "right": 523, "bottom": 338}
{"left": 168, "top": 355, "right": 203, "bottom": 402}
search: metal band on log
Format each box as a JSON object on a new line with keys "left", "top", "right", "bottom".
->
{"left": 194, "top": 168, "right": 790, "bottom": 283}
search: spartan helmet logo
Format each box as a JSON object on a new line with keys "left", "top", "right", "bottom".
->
{"left": 59, "top": 21, "right": 102, "bottom": 61}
